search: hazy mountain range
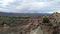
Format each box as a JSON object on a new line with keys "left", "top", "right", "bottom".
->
{"left": 0, "top": 12, "right": 51, "bottom": 16}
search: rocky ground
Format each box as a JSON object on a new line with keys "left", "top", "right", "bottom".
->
{"left": 0, "top": 12, "right": 60, "bottom": 34}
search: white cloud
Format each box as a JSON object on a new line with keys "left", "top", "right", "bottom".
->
{"left": 54, "top": 10, "right": 60, "bottom": 13}
{"left": 15, "top": 1, "right": 51, "bottom": 11}
{"left": 1, "top": 0, "right": 14, "bottom": 7}
{"left": 0, "top": 0, "right": 60, "bottom": 13}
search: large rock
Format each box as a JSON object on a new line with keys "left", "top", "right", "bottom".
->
{"left": 30, "top": 26, "right": 43, "bottom": 34}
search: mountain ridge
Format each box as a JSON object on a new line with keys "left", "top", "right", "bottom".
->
{"left": 0, "top": 12, "right": 51, "bottom": 16}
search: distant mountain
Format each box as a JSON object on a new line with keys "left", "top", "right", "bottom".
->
{"left": 0, "top": 12, "right": 51, "bottom": 16}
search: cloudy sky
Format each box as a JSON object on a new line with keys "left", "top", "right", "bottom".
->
{"left": 0, "top": 0, "right": 60, "bottom": 13}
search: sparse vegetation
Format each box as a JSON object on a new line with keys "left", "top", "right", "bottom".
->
{"left": 0, "top": 16, "right": 30, "bottom": 27}
{"left": 0, "top": 12, "right": 60, "bottom": 34}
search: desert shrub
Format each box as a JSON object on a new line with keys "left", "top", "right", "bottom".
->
{"left": 43, "top": 17, "right": 50, "bottom": 23}
{"left": 48, "top": 23, "right": 53, "bottom": 26}
{"left": 53, "top": 31, "right": 59, "bottom": 34}
{"left": 53, "top": 26, "right": 59, "bottom": 30}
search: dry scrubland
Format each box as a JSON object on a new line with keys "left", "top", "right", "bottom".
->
{"left": 0, "top": 12, "right": 60, "bottom": 34}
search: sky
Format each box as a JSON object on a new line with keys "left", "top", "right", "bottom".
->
{"left": 0, "top": 0, "right": 60, "bottom": 13}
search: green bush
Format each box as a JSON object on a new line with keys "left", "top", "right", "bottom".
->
{"left": 43, "top": 17, "right": 50, "bottom": 23}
